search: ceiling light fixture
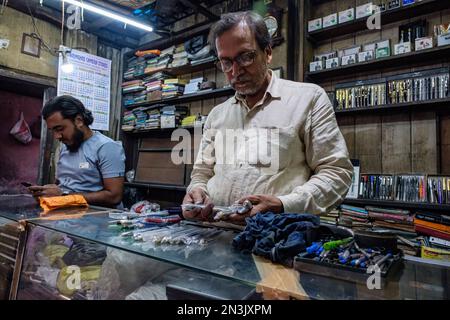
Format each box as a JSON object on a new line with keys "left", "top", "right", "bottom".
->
{"left": 59, "top": 46, "right": 74, "bottom": 73}
{"left": 58, "top": 0, "right": 153, "bottom": 32}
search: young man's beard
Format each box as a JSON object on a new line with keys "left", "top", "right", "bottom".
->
{"left": 66, "top": 127, "right": 85, "bottom": 152}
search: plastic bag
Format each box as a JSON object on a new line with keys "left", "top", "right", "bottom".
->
{"left": 9, "top": 112, "right": 32, "bottom": 144}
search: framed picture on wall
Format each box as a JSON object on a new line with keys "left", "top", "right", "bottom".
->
{"left": 21, "top": 33, "right": 41, "bottom": 58}
{"left": 272, "top": 67, "right": 283, "bottom": 79}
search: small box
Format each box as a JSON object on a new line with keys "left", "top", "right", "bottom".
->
{"left": 309, "top": 61, "right": 323, "bottom": 72}
{"left": 356, "top": 2, "right": 373, "bottom": 19}
{"left": 339, "top": 8, "right": 355, "bottom": 24}
{"left": 314, "top": 51, "right": 337, "bottom": 62}
{"left": 415, "top": 36, "right": 433, "bottom": 51}
{"left": 402, "top": 0, "right": 415, "bottom": 6}
{"left": 363, "top": 43, "right": 377, "bottom": 52}
{"left": 323, "top": 13, "right": 338, "bottom": 28}
{"left": 308, "top": 18, "right": 322, "bottom": 32}
{"left": 388, "top": 0, "right": 400, "bottom": 10}
{"left": 376, "top": 39, "right": 390, "bottom": 49}
{"left": 160, "top": 115, "right": 176, "bottom": 128}
{"left": 358, "top": 50, "right": 374, "bottom": 62}
{"left": 341, "top": 54, "right": 357, "bottom": 66}
{"left": 343, "top": 45, "right": 361, "bottom": 56}
{"left": 394, "top": 42, "right": 412, "bottom": 55}
{"left": 376, "top": 46, "right": 391, "bottom": 58}
{"left": 437, "top": 34, "right": 450, "bottom": 47}
{"left": 326, "top": 57, "right": 340, "bottom": 69}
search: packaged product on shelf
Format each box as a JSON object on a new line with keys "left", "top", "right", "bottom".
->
{"left": 386, "top": 68, "right": 449, "bottom": 104}
{"left": 335, "top": 80, "right": 386, "bottom": 110}
{"left": 415, "top": 36, "right": 433, "bottom": 51}
{"left": 338, "top": 8, "right": 355, "bottom": 24}
{"left": 325, "top": 57, "right": 340, "bottom": 69}
{"left": 309, "top": 61, "right": 323, "bottom": 72}
{"left": 323, "top": 13, "right": 338, "bottom": 28}
{"left": 308, "top": 18, "right": 322, "bottom": 32}
{"left": 375, "top": 39, "right": 391, "bottom": 58}
{"left": 401, "top": 0, "right": 415, "bottom": 7}
{"left": 394, "top": 42, "right": 412, "bottom": 55}
{"left": 341, "top": 54, "right": 357, "bottom": 66}
{"left": 343, "top": 45, "right": 361, "bottom": 56}
{"left": 355, "top": 2, "right": 374, "bottom": 19}
{"left": 387, "top": 0, "right": 400, "bottom": 10}
{"left": 358, "top": 50, "right": 374, "bottom": 62}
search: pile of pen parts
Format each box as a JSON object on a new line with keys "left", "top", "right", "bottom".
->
{"left": 107, "top": 200, "right": 251, "bottom": 249}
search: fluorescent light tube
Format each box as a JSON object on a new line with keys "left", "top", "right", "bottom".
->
{"left": 59, "top": 0, "right": 153, "bottom": 32}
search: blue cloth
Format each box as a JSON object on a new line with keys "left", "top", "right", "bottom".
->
{"left": 57, "top": 131, "right": 125, "bottom": 194}
{"left": 232, "top": 212, "right": 320, "bottom": 263}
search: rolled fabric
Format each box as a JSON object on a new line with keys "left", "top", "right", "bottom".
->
{"left": 39, "top": 195, "right": 88, "bottom": 212}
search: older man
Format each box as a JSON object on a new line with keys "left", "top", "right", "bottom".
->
{"left": 182, "top": 11, "right": 353, "bottom": 223}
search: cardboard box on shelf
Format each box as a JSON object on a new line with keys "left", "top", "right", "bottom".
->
{"left": 339, "top": 8, "right": 355, "bottom": 24}
{"left": 308, "top": 18, "right": 322, "bottom": 32}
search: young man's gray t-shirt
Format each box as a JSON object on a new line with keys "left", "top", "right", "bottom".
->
{"left": 56, "top": 131, "right": 125, "bottom": 194}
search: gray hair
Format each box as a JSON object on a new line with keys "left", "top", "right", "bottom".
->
{"left": 208, "top": 11, "right": 271, "bottom": 53}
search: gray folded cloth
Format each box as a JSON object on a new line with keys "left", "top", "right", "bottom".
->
{"left": 200, "top": 81, "right": 216, "bottom": 90}
{"left": 187, "top": 44, "right": 212, "bottom": 60}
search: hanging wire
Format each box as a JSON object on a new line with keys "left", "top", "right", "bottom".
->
{"left": 61, "top": 0, "right": 65, "bottom": 46}
{"left": 24, "top": 0, "right": 57, "bottom": 56}
{"left": 1, "top": 0, "right": 9, "bottom": 15}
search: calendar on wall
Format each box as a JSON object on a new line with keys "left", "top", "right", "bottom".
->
{"left": 57, "top": 46, "right": 111, "bottom": 131}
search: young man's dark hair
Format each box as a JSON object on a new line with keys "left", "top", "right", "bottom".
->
{"left": 208, "top": 11, "right": 271, "bottom": 53}
{"left": 42, "top": 95, "right": 94, "bottom": 126}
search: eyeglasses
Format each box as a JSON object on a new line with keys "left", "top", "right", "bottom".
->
{"left": 216, "top": 50, "right": 257, "bottom": 73}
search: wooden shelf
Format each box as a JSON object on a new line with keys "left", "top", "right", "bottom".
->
{"left": 123, "top": 125, "right": 201, "bottom": 136}
{"left": 125, "top": 182, "right": 187, "bottom": 191}
{"left": 307, "top": 0, "right": 448, "bottom": 43}
{"left": 124, "top": 87, "right": 234, "bottom": 109}
{"left": 343, "top": 198, "right": 450, "bottom": 212}
{"left": 306, "top": 45, "right": 450, "bottom": 81}
{"left": 125, "top": 59, "right": 217, "bottom": 81}
{"left": 334, "top": 98, "right": 450, "bottom": 115}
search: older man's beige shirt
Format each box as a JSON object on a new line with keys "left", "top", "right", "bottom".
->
{"left": 187, "top": 71, "right": 353, "bottom": 214}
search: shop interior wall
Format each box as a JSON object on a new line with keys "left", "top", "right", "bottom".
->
{"left": 1, "top": 6, "right": 124, "bottom": 187}
{"left": 0, "top": 6, "right": 60, "bottom": 79}
{"left": 306, "top": 0, "right": 450, "bottom": 175}
{"left": 123, "top": 0, "right": 289, "bottom": 207}
{"left": 0, "top": 89, "right": 42, "bottom": 193}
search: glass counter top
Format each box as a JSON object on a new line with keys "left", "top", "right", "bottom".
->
{"left": 0, "top": 195, "right": 112, "bottom": 221}
{"left": 1, "top": 195, "right": 449, "bottom": 299}
{"left": 27, "top": 212, "right": 262, "bottom": 287}
{"left": 0, "top": 216, "right": 13, "bottom": 225}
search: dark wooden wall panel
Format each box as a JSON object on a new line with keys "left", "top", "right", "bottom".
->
{"left": 411, "top": 112, "right": 438, "bottom": 174}
{"left": 381, "top": 113, "right": 411, "bottom": 174}
{"left": 440, "top": 115, "right": 450, "bottom": 174}
{"left": 306, "top": 2, "right": 450, "bottom": 175}
{"left": 354, "top": 115, "right": 382, "bottom": 173}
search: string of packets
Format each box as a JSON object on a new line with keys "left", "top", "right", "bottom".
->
{"left": 359, "top": 174, "right": 450, "bottom": 204}
{"left": 335, "top": 72, "right": 449, "bottom": 110}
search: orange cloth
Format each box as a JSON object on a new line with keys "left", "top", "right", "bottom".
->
{"left": 135, "top": 49, "right": 161, "bottom": 57}
{"left": 39, "top": 195, "right": 88, "bottom": 212}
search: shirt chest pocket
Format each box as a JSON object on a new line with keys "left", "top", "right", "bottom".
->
{"left": 236, "top": 126, "right": 298, "bottom": 171}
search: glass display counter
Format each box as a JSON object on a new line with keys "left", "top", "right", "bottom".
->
{"left": 0, "top": 195, "right": 448, "bottom": 300}
{"left": 0, "top": 215, "right": 26, "bottom": 300}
